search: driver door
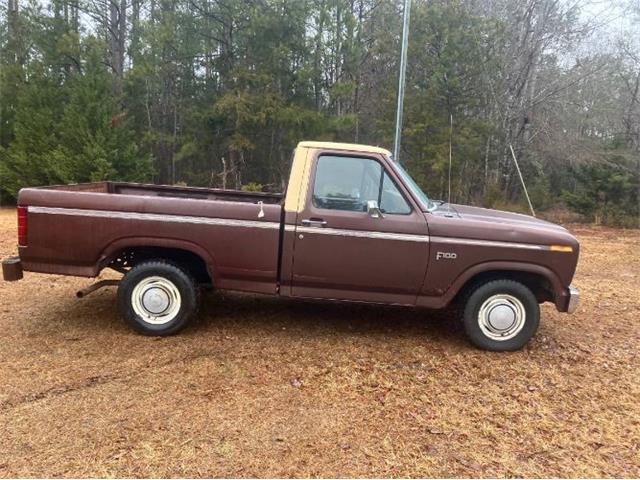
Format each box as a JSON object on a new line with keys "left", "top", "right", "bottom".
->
{"left": 290, "top": 152, "right": 430, "bottom": 304}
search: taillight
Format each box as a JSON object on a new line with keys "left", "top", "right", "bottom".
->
{"left": 17, "top": 206, "right": 27, "bottom": 246}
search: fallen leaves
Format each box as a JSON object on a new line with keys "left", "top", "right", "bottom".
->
{"left": 0, "top": 212, "right": 638, "bottom": 478}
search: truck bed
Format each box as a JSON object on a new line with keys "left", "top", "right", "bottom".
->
{"left": 44, "top": 181, "right": 283, "bottom": 204}
{"left": 17, "top": 182, "right": 285, "bottom": 294}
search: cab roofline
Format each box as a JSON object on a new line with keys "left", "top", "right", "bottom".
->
{"left": 297, "top": 141, "right": 391, "bottom": 156}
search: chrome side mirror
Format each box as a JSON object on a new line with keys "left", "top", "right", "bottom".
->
{"left": 367, "top": 200, "right": 384, "bottom": 219}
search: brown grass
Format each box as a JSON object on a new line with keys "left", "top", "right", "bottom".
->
{"left": 0, "top": 208, "right": 638, "bottom": 478}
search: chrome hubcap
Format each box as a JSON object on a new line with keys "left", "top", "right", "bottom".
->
{"left": 142, "top": 287, "right": 170, "bottom": 314}
{"left": 131, "top": 276, "right": 181, "bottom": 325}
{"left": 478, "top": 294, "right": 526, "bottom": 341}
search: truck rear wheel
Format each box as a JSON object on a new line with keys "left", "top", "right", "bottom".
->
{"left": 462, "top": 279, "right": 539, "bottom": 351}
{"left": 117, "top": 260, "right": 199, "bottom": 336}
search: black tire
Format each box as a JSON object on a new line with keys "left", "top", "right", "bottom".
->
{"left": 117, "top": 260, "right": 200, "bottom": 336}
{"left": 462, "top": 279, "right": 539, "bottom": 351}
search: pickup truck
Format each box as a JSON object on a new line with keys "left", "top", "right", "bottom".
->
{"left": 2, "top": 141, "right": 580, "bottom": 350}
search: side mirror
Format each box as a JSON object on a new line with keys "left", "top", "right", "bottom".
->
{"left": 367, "top": 200, "right": 384, "bottom": 219}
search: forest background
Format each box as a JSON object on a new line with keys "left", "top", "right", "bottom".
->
{"left": 1, "top": 0, "right": 639, "bottom": 226}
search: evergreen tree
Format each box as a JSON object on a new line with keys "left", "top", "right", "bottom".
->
{"left": 0, "top": 0, "right": 638, "bottom": 225}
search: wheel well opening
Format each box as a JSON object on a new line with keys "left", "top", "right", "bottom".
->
{"left": 453, "top": 270, "right": 554, "bottom": 306}
{"left": 105, "top": 246, "right": 212, "bottom": 285}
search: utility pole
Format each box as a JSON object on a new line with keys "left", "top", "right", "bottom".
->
{"left": 393, "top": 0, "right": 412, "bottom": 163}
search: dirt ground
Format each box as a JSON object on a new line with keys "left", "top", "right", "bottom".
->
{"left": 0, "top": 208, "right": 638, "bottom": 478}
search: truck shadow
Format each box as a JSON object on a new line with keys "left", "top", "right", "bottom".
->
{"left": 194, "top": 291, "right": 464, "bottom": 345}
{"left": 42, "top": 287, "right": 465, "bottom": 348}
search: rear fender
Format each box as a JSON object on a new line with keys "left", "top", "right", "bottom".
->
{"left": 98, "top": 237, "right": 218, "bottom": 281}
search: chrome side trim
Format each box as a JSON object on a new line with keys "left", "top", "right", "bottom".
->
{"left": 431, "top": 235, "right": 550, "bottom": 251}
{"left": 287, "top": 224, "right": 553, "bottom": 249}
{"left": 567, "top": 285, "right": 580, "bottom": 314}
{"left": 35, "top": 205, "right": 554, "bottom": 249}
{"left": 28, "top": 206, "right": 281, "bottom": 230}
{"left": 286, "top": 224, "right": 429, "bottom": 243}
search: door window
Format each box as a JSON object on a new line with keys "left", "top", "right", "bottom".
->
{"left": 312, "top": 155, "right": 411, "bottom": 214}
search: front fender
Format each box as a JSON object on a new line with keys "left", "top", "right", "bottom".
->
{"left": 418, "top": 261, "right": 566, "bottom": 310}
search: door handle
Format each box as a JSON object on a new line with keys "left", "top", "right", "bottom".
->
{"left": 301, "top": 218, "right": 327, "bottom": 228}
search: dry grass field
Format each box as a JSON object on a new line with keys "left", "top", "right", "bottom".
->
{"left": 0, "top": 208, "right": 638, "bottom": 478}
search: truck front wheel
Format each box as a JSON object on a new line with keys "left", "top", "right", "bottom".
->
{"left": 462, "top": 279, "right": 539, "bottom": 351}
{"left": 117, "top": 260, "right": 199, "bottom": 336}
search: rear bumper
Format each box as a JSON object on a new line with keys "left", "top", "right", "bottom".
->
{"left": 2, "top": 256, "right": 23, "bottom": 281}
{"left": 566, "top": 285, "right": 580, "bottom": 313}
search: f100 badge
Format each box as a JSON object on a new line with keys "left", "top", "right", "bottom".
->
{"left": 436, "top": 251, "right": 457, "bottom": 260}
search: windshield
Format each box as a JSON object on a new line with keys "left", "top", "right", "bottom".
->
{"left": 391, "top": 161, "right": 435, "bottom": 212}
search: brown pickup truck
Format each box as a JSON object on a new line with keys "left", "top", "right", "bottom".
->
{"left": 2, "top": 141, "right": 580, "bottom": 350}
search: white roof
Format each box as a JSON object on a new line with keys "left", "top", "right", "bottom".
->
{"left": 297, "top": 141, "right": 391, "bottom": 156}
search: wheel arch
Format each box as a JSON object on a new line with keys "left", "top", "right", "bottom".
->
{"left": 446, "top": 261, "right": 565, "bottom": 309}
{"left": 98, "top": 237, "right": 217, "bottom": 285}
